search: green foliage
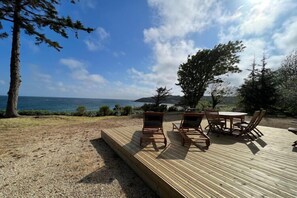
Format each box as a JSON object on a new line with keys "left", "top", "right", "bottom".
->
{"left": 167, "top": 106, "right": 178, "bottom": 112}
{"left": 98, "top": 106, "right": 112, "bottom": 116}
{"left": 75, "top": 106, "right": 86, "bottom": 116}
{"left": 177, "top": 40, "right": 245, "bottom": 108}
{"left": 122, "top": 106, "right": 133, "bottom": 115}
{"left": 141, "top": 104, "right": 167, "bottom": 112}
{"left": 274, "top": 50, "right": 297, "bottom": 115}
{"left": 152, "top": 87, "right": 172, "bottom": 106}
{"left": 209, "top": 82, "right": 234, "bottom": 109}
{"left": 237, "top": 54, "right": 278, "bottom": 114}
{"left": 16, "top": 110, "right": 71, "bottom": 116}
{"left": 113, "top": 104, "right": 122, "bottom": 116}
{"left": 0, "top": 0, "right": 94, "bottom": 51}
{"left": 1, "top": 0, "right": 94, "bottom": 117}
{"left": 196, "top": 100, "right": 212, "bottom": 112}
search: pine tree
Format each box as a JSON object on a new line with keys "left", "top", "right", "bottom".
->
{"left": 0, "top": 0, "right": 93, "bottom": 117}
{"left": 238, "top": 53, "right": 278, "bottom": 113}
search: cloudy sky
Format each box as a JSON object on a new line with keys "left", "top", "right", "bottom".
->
{"left": 1, "top": 0, "right": 296, "bottom": 100}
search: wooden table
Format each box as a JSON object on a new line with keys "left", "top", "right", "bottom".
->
{"left": 219, "top": 111, "right": 247, "bottom": 132}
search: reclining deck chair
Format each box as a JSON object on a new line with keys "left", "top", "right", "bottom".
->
{"left": 204, "top": 110, "right": 226, "bottom": 135}
{"left": 234, "top": 110, "right": 266, "bottom": 138}
{"left": 232, "top": 110, "right": 261, "bottom": 140}
{"left": 140, "top": 112, "right": 167, "bottom": 147}
{"left": 288, "top": 123, "right": 297, "bottom": 147}
{"left": 172, "top": 113, "right": 210, "bottom": 149}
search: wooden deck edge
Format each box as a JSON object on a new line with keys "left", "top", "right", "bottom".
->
{"left": 101, "top": 130, "right": 185, "bottom": 198}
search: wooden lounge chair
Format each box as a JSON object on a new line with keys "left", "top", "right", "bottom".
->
{"left": 172, "top": 113, "right": 210, "bottom": 149}
{"left": 234, "top": 110, "right": 266, "bottom": 138}
{"left": 140, "top": 112, "right": 167, "bottom": 147}
{"left": 204, "top": 110, "right": 226, "bottom": 135}
{"left": 232, "top": 110, "right": 261, "bottom": 140}
{"left": 288, "top": 127, "right": 297, "bottom": 147}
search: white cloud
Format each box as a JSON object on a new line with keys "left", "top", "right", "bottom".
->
{"left": 128, "top": 0, "right": 228, "bottom": 95}
{"left": 84, "top": 27, "right": 109, "bottom": 51}
{"left": 80, "top": 0, "right": 97, "bottom": 9}
{"left": 60, "top": 58, "right": 106, "bottom": 85}
{"left": 113, "top": 51, "right": 126, "bottom": 58}
{"left": 218, "top": 0, "right": 297, "bottom": 85}
{"left": 144, "top": 0, "right": 220, "bottom": 43}
{"left": 273, "top": 17, "right": 297, "bottom": 54}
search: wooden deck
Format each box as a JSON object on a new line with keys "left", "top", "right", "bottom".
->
{"left": 101, "top": 121, "right": 297, "bottom": 198}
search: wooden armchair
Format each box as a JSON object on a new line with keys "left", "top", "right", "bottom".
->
{"left": 204, "top": 110, "right": 226, "bottom": 135}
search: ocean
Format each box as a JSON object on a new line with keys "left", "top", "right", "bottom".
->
{"left": 0, "top": 96, "right": 144, "bottom": 112}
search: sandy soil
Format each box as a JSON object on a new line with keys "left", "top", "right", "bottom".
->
{"left": 0, "top": 114, "right": 295, "bottom": 197}
{"left": 0, "top": 116, "right": 157, "bottom": 198}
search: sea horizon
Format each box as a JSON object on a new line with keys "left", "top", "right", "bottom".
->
{"left": 0, "top": 95, "right": 143, "bottom": 112}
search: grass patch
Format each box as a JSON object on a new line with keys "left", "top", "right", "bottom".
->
{"left": 0, "top": 115, "right": 117, "bottom": 130}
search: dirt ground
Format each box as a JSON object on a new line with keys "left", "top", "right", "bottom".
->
{"left": 0, "top": 114, "right": 295, "bottom": 197}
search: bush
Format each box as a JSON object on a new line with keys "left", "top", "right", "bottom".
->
{"left": 75, "top": 106, "right": 86, "bottom": 116}
{"left": 196, "top": 100, "right": 211, "bottom": 112}
{"left": 113, "top": 104, "right": 122, "bottom": 116}
{"left": 122, "top": 106, "right": 132, "bottom": 115}
{"left": 98, "top": 105, "right": 112, "bottom": 116}
{"left": 84, "top": 111, "right": 97, "bottom": 117}
{"left": 19, "top": 110, "right": 51, "bottom": 116}
{"left": 141, "top": 103, "right": 167, "bottom": 112}
{"left": 167, "top": 106, "right": 178, "bottom": 112}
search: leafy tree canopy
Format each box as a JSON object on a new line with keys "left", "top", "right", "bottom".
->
{"left": 152, "top": 87, "right": 172, "bottom": 107}
{"left": 275, "top": 50, "right": 297, "bottom": 115}
{"left": 0, "top": 0, "right": 93, "bottom": 50}
{"left": 1, "top": 0, "right": 94, "bottom": 117}
{"left": 177, "top": 40, "right": 245, "bottom": 108}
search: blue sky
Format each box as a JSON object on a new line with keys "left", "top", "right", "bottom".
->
{"left": 1, "top": 0, "right": 297, "bottom": 100}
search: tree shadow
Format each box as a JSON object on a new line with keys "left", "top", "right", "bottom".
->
{"left": 207, "top": 133, "right": 247, "bottom": 145}
{"left": 79, "top": 138, "right": 158, "bottom": 197}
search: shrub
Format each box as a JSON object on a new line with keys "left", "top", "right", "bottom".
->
{"left": 168, "top": 106, "right": 178, "bottom": 112}
{"left": 196, "top": 100, "right": 211, "bottom": 112}
{"left": 75, "top": 106, "right": 86, "bottom": 116}
{"left": 113, "top": 104, "right": 122, "bottom": 116}
{"left": 122, "top": 106, "right": 132, "bottom": 115}
{"left": 141, "top": 103, "right": 167, "bottom": 112}
{"left": 98, "top": 105, "right": 112, "bottom": 116}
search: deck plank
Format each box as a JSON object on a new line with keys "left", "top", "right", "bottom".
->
{"left": 102, "top": 122, "right": 297, "bottom": 198}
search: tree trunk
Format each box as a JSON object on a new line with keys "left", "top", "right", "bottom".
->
{"left": 5, "top": 0, "right": 21, "bottom": 118}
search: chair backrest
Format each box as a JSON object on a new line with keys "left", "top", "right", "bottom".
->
{"left": 143, "top": 112, "right": 164, "bottom": 128}
{"left": 181, "top": 113, "right": 204, "bottom": 129}
{"left": 245, "top": 110, "right": 261, "bottom": 131}
{"left": 204, "top": 110, "right": 220, "bottom": 123}
{"left": 254, "top": 109, "right": 266, "bottom": 126}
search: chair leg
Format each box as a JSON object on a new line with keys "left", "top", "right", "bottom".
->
{"left": 205, "top": 139, "right": 210, "bottom": 150}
